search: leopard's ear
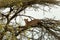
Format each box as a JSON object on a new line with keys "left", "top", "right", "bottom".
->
{"left": 24, "top": 19, "right": 28, "bottom": 23}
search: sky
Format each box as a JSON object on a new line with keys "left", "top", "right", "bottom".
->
{"left": 24, "top": 5, "right": 60, "bottom": 20}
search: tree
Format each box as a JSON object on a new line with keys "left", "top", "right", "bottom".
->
{"left": 0, "top": 0, "right": 60, "bottom": 40}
